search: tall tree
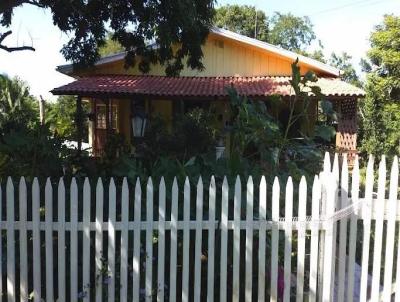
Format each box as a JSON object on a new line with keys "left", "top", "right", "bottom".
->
{"left": 213, "top": 5, "right": 269, "bottom": 42}
{"left": 98, "top": 32, "right": 125, "bottom": 57}
{"left": 268, "top": 12, "right": 316, "bottom": 52}
{"left": 360, "top": 14, "right": 400, "bottom": 156}
{"left": 1, "top": 0, "right": 215, "bottom": 76}
{"left": 329, "top": 52, "right": 362, "bottom": 87}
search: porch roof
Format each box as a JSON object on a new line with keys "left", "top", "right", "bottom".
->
{"left": 51, "top": 75, "right": 365, "bottom": 99}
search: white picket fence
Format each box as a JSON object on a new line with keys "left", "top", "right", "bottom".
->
{"left": 0, "top": 153, "right": 399, "bottom": 301}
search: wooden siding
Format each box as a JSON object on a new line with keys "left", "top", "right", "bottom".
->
{"left": 77, "top": 34, "right": 321, "bottom": 78}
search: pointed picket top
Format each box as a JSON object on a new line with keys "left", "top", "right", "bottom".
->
{"left": 341, "top": 154, "right": 349, "bottom": 188}
{"left": 96, "top": 177, "right": 104, "bottom": 199}
{"left": 286, "top": 176, "right": 293, "bottom": 200}
{"left": 19, "top": 176, "right": 26, "bottom": 190}
{"left": 184, "top": 177, "right": 190, "bottom": 195}
{"left": 147, "top": 176, "right": 153, "bottom": 192}
{"left": 389, "top": 156, "right": 399, "bottom": 197}
{"left": 58, "top": 177, "right": 65, "bottom": 195}
{"left": 172, "top": 177, "right": 178, "bottom": 193}
{"left": 32, "top": 177, "right": 39, "bottom": 199}
{"left": 7, "top": 176, "right": 13, "bottom": 189}
{"left": 197, "top": 176, "right": 203, "bottom": 190}
{"left": 135, "top": 177, "right": 141, "bottom": 193}
{"left": 71, "top": 176, "right": 77, "bottom": 190}
{"left": 247, "top": 176, "right": 253, "bottom": 191}
{"left": 272, "top": 176, "right": 280, "bottom": 211}
{"left": 365, "top": 154, "right": 375, "bottom": 197}
{"left": 332, "top": 153, "right": 339, "bottom": 180}
{"left": 299, "top": 176, "right": 307, "bottom": 210}
{"left": 351, "top": 156, "right": 360, "bottom": 200}
{"left": 246, "top": 176, "right": 254, "bottom": 217}
{"left": 83, "top": 177, "right": 90, "bottom": 188}
{"left": 210, "top": 175, "right": 216, "bottom": 192}
{"left": 110, "top": 177, "right": 116, "bottom": 190}
{"left": 45, "top": 177, "right": 52, "bottom": 189}
{"left": 378, "top": 155, "right": 386, "bottom": 182}
{"left": 122, "top": 177, "right": 128, "bottom": 188}
{"left": 222, "top": 176, "right": 228, "bottom": 190}
{"left": 323, "top": 152, "right": 331, "bottom": 173}
{"left": 259, "top": 176, "right": 267, "bottom": 220}
{"left": 159, "top": 177, "right": 166, "bottom": 195}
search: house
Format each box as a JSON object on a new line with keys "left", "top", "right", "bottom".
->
{"left": 51, "top": 27, "right": 365, "bottom": 157}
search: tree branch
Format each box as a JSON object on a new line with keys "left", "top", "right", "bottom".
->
{"left": 0, "top": 30, "right": 35, "bottom": 52}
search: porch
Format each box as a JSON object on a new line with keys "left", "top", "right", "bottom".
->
{"left": 51, "top": 74, "right": 365, "bottom": 158}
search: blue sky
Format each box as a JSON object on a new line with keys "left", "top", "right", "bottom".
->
{"left": 0, "top": 0, "right": 399, "bottom": 99}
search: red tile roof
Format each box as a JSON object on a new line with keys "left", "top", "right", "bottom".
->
{"left": 51, "top": 75, "right": 365, "bottom": 98}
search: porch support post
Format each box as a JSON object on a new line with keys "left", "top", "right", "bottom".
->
{"left": 105, "top": 98, "right": 111, "bottom": 137}
{"left": 76, "top": 95, "right": 83, "bottom": 155}
{"left": 336, "top": 99, "right": 358, "bottom": 164}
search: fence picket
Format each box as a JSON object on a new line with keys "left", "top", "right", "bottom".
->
{"left": 296, "top": 176, "right": 307, "bottom": 302}
{"left": 346, "top": 156, "right": 359, "bottom": 302}
{"left": 360, "top": 155, "right": 374, "bottom": 301}
{"left": 145, "top": 178, "right": 153, "bottom": 302}
{"left": 19, "top": 177, "right": 28, "bottom": 302}
{"left": 232, "top": 176, "right": 241, "bottom": 302}
{"left": 245, "top": 177, "right": 254, "bottom": 301}
{"left": 308, "top": 176, "right": 320, "bottom": 302}
{"left": 220, "top": 177, "right": 229, "bottom": 302}
{"left": 157, "top": 178, "right": 166, "bottom": 301}
{"left": 82, "top": 178, "right": 91, "bottom": 301}
{"left": 206, "top": 176, "right": 216, "bottom": 302}
{"left": 194, "top": 177, "right": 204, "bottom": 302}
{"left": 133, "top": 179, "right": 141, "bottom": 302}
{"left": 322, "top": 169, "right": 337, "bottom": 302}
{"left": 330, "top": 154, "right": 339, "bottom": 300}
{"left": 318, "top": 153, "right": 331, "bottom": 301}
{"left": 169, "top": 178, "right": 179, "bottom": 302}
{"left": 270, "top": 177, "right": 280, "bottom": 302}
{"left": 108, "top": 178, "right": 117, "bottom": 302}
{"left": 95, "top": 178, "right": 104, "bottom": 302}
{"left": 58, "top": 178, "right": 66, "bottom": 302}
{"left": 45, "top": 178, "right": 54, "bottom": 301}
{"left": 70, "top": 178, "right": 78, "bottom": 302}
{"left": 371, "top": 157, "right": 387, "bottom": 300}
{"left": 283, "top": 177, "right": 293, "bottom": 302}
{"left": 1, "top": 153, "right": 400, "bottom": 302}
{"left": 32, "top": 177, "right": 41, "bottom": 302}
{"left": 383, "top": 156, "right": 398, "bottom": 301}
{"left": 337, "top": 155, "right": 349, "bottom": 302}
{"left": 182, "top": 178, "right": 191, "bottom": 302}
{"left": 7, "top": 177, "right": 15, "bottom": 302}
{"left": 258, "top": 176, "right": 267, "bottom": 302}
{"left": 120, "top": 178, "right": 129, "bottom": 302}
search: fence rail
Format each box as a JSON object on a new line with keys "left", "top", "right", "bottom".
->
{"left": 0, "top": 153, "right": 399, "bottom": 301}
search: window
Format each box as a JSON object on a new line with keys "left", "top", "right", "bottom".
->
{"left": 96, "top": 104, "right": 118, "bottom": 129}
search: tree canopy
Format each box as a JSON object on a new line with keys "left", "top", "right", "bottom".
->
{"left": 268, "top": 13, "right": 316, "bottom": 52}
{"left": 1, "top": 0, "right": 215, "bottom": 76}
{"left": 359, "top": 14, "right": 400, "bottom": 156}
{"left": 329, "top": 52, "right": 362, "bottom": 87}
{"left": 213, "top": 5, "right": 268, "bottom": 42}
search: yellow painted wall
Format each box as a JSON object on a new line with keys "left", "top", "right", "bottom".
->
{"left": 77, "top": 33, "right": 327, "bottom": 78}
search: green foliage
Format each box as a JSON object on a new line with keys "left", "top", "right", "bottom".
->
{"left": 329, "top": 52, "right": 362, "bottom": 87}
{"left": 0, "top": 123, "right": 65, "bottom": 179}
{"left": 360, "top": 14, "right": 400, "bottom": 156}
{"left": 268, "top": 13, "right": 316, "bottom": 52}
{"left": 213, "top": 5, "right": 269, "bottom": 42}
{"left": 47, "top": 95, "right": 89, "bottom": 141}
{"left": 98, "top": 32, "right": 124, "bottom": 57}
{"left": 0, "top": 74, "right": 38, "bottom": 128}
{"left": 1, "top": 0, "right": 215, "bottom": 76}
